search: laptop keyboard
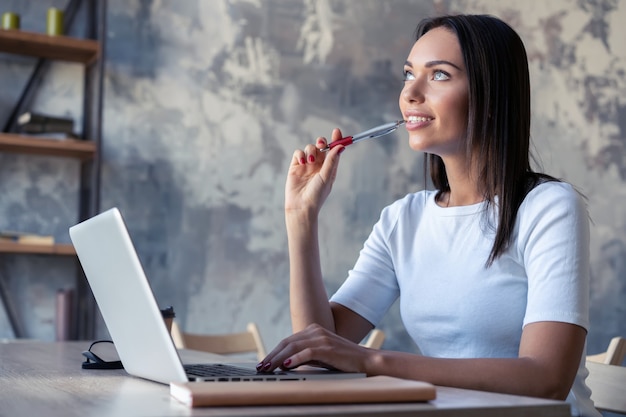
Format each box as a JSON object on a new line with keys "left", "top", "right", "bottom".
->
{"left": 184, "top": 363, "right": 259, "bottom": 378}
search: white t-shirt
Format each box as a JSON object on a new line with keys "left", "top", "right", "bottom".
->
{"left": 330, "top": 181, "right": 599, "bottom": 416}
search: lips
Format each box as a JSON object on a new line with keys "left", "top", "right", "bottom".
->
{"left": 404, "top": 113, "right": 434, "bottom": 128}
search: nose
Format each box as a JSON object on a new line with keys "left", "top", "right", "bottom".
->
{"left": 400, "top": 79, "right": 425, "bottom": 104}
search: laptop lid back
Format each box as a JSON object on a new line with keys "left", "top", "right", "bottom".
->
{"left": 70, "top": 207, "right": 188, "bottom": 384}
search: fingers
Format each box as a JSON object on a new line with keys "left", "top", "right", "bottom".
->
{"left": 290, "top": 143, "right": 326, "bottom": 167}
{"left": 257, "top": 324, "right": 353, "bottom": 373}
{"left": 257, "top": 324, "right": 319, "bottom": 372}
{"left": 316, "top": 136, "right": 328, "bottom": 150}
{"left": 330, "top": 128, "right": 343, "bottom": 143}
{"left": 290, "top": 143, "right": 318, "bottom": 166}
{"left": 290, "top": 129, "right": 345, "bottom": 168}
{"left": 257, "top": 327, "right": 311, "bottom": 372}
{"left": 319, "top": 144, "right": 343, "bottom": 185}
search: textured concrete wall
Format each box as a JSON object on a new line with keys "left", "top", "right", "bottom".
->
{"left": 1, "top": 0, "right": 624, "bottom": 356}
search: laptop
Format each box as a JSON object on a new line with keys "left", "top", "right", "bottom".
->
{"left": 69, "top": 207, "right": 365, "bottom": 385}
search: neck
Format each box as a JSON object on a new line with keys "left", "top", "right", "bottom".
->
{"left": 441, "top": 189, "right": 484, "bottom": 207}
{"left": 438, "top": 158, "right": 483, "bottom": 207}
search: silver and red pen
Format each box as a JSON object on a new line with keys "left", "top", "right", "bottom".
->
{"left": 319, "top": 120, "right": 406, "bottom": 152}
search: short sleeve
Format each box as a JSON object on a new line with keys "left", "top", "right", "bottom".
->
{"left": 519, "top": 182, "right": 590, "bottom": 330}
{"left": 330, "top": 198, "right": 406, "bottom": 326}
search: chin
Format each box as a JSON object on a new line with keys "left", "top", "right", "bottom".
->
{"left": 408, "top": 137, "right": 430, "bottom": 153}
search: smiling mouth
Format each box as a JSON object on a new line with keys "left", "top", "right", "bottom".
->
{"left": 406, "top": 115, "right": 434, "bottom": 123}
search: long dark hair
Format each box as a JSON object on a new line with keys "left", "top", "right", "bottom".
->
{"left": 415, "top": 14, "right": 557, "bottom": 266}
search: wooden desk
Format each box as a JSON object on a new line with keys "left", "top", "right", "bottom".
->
{"left": 0, "top": 341, "right": 571, "bottom": 417}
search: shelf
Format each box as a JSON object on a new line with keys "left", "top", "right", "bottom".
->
{"left": 0, "top": 241, "right": 76, "bottom": 256}
{"left": 0, "top": 133, "right": 96, "bottom": 160}
{"left": 0, "top": 29, "right": 99, "bottom": 64}
{"left": 0, "top": 0, "right": 104, "bottom": 341}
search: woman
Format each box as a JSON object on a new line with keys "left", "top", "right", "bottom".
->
{"left": 258, "top": 14, "right": 599, "bottom": 417}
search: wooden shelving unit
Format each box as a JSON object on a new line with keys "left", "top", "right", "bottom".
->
{"left": 0, "top": 30, "right": 99, "bottom": 257}
{"left": 0, "top": 1, "right": 105, "bottom": 339}
{"left": 0, "top": 29, "right": 99, "bottom": 64}
{"left": 0, "top": 241, "right": 75, "bottom": 256}
{"left": 0, "top": 133, "right": 96, "bottom": 160}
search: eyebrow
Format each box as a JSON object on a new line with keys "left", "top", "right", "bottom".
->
{"left": 404, "top": 59, "right": 463, "bottom": 71}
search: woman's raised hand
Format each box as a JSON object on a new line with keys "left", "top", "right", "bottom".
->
{"left": 285, "top": 128, "right": 345, "bottom": 217}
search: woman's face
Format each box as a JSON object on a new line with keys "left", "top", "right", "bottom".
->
{"left": 399, "top": 27, "right": 469, "bottom": 158}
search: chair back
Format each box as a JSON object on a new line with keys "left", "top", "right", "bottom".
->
{"left": 361, "top": 329, "right": 386, "bottom": 349}
{"left": 586, "top": 336, "right": 626, "bottom": 414}
{"left": 171, "top": 321, "right": 267, "bottom": 361}
{"left": 585, "top": 361, "right": 626, "bottom": 414}
{"left": 587, "top": 337, "right": 626, "bottom": 366}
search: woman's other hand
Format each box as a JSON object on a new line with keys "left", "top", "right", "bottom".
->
{"left": 257, "top": 323, "right": 376, "bottom": 374}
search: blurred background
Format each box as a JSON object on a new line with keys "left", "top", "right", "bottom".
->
{"left": 0, "top": 0, "right": 624, "bottom": 359}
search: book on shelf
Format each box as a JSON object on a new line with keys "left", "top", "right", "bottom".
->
{"left": 17, "top": 111, "right": 75, "bottom": 135}
{"left": 17, "top": 131, "right": 80, "bottom": 140}
{"left": 0, "top": 231, "right": 55, "bottom": 245}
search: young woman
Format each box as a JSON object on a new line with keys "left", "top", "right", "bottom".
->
{"left": 258, "top": 14, "right": 599, "bottom": 417}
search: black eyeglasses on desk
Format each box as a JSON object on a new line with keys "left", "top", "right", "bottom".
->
{"left": 81, "top": 340, "right": 124, "bottom": 370}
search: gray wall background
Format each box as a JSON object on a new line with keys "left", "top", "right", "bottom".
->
{"left": 1, "top": 0, "right": 624, "bottom": 357}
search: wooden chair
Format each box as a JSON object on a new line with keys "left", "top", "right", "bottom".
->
{"left": 586, "top": 361, "right": 626, "bottom": 414}
{"left": 587, "top": 336, "right": 626, "bottom": 366}
{"left": 170, "top": 321, "right": 267, "bottom": 361}
{"left": 586, "top": 336, "right": 626, "bottom": 415}
{"left": 361, "top": 329, "right": 386, "bottom": 349}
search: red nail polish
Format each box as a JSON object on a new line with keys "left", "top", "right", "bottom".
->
{"left": 263, "top": 362, "right": 272, "bottom": 371}
{"left": 299, "top": 157, "right": 306, "bottom": 164}
{"left": 308, "top": 155, "right": 315, "bottom": 163}
{"left": 256, "top": 362, "right": 263, "bottom": 371}
{"left": 283, "top": 358, "right": 291, "bottom": 367}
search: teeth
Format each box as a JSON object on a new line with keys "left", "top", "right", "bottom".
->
{"left": 407, "top": 116, "right": 432, "bottom": 122}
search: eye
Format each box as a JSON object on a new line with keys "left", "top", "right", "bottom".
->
{"left": 402, "top": 69, "right": 415, "bottom": 82}
{"left": 432, "top": 70, "right": 450, "bottom": 81}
